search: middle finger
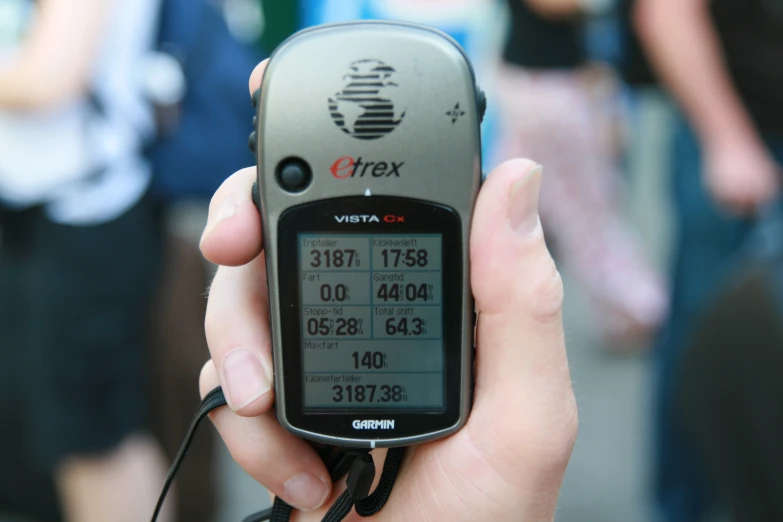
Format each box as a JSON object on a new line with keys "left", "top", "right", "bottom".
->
{"left": 199, "top": 360, "right": 332, "bottom": 512}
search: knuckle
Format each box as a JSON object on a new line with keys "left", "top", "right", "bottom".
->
{"left": 204, "top": 308, "right": 220, "bottom": 345}
{"left": 524, "top": 256, "right": 564, "bottom": 322}
{"left": 555, "top": 393, "right": 580, "bottom": 458}
{"left": 203, "top": 268, "right": 233, "bottom": 345}
{"left": 523, "top": 392, "right": 579, "bottom": 472}
{"left": 469, "top": 386, "right": 578, "bottom": 484}
{"left": 228, "top": 442, "right": 257, "bottom": 472}
{"left": 198, "top": 360, "right": 217, "bottom": 397}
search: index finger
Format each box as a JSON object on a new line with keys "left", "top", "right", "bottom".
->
{"left": 199, "top": 60, "right": 270, "bottom": 266}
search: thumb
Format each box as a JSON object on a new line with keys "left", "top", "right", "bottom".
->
{"left": 468, "top": 159, "right": 577, "bottom": 477}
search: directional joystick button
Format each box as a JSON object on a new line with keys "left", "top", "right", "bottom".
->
{"left": 276, "top": 158, "right": 312, "bottom": 193}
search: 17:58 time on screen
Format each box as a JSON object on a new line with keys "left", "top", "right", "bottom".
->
{"left": 308, "top": 248, "right": 429, "bottom": 268}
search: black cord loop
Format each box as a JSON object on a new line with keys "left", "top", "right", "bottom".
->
{"left": 150, "top": 387, "right": 227, "bottom": 521}
{"left": 151, "top": 386, "right": 405, "bottom": 522}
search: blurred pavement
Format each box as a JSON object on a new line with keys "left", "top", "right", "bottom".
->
{"left": 556, "top": 90, "right": 673, "bottom": 522}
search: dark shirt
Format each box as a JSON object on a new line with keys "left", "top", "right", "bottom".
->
{"left": 502, "top": 0, "right": 585, "bottom": 70}
{"left": 711, "top": 0, "right": 783, "bottom": 136}
{"left": 617, "top": 0, "right": 659, "bottom": 87}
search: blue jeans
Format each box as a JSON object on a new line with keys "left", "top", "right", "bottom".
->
{"left": 654, "top": 115, "right": 783, "bottom": 522}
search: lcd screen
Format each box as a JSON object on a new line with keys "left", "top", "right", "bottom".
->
{"left": 298, "top": 234, "right": 444, "bottom": 411}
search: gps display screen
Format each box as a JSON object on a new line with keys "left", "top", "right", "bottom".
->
{"left": 298, "top": 233, "right": 445, "bottom": 411}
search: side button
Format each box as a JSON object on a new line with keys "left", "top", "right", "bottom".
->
{"left": 476, "top": 87, "right": 487, "bottom": 124}
{"left": 251, "top": 181, "right": 261, "bottom": 211}
{"left": 252, "top": 88, "right": 261, "bottom": 108}
{"left": 248, "top": 131, "right": 257, "bottom": 153}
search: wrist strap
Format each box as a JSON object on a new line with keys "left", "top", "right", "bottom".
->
{"left": 150, "top": 387, "right": 405, "bottom": 522}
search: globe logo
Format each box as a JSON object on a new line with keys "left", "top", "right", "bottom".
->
{"left": 328, "top": 59, "right": 406, "bottom": 140}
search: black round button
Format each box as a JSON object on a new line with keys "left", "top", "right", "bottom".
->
{"left": 276, "top": 158, "right": 312, "bottom": 192}
{"left": 248, "top": 131, "right": 257, "bottom": 153}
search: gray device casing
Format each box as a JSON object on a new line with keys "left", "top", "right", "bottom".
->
{"left": 254, "top": 21, "right": 481, "bottom": 448}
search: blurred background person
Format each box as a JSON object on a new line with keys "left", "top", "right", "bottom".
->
{"left": 494, "top": 0, "right": 667, "bottom": 347}
{"left": 634, "top": 0, "right": 783, "bottom": 520}
{"left": 679, "top": 217, "right": 783, "bottom": 522}
{"left": 143, "top": 0, "right": 261, "bottom": 519}
{"left": 0, "top": 0, "right": 172, "bottom": 521}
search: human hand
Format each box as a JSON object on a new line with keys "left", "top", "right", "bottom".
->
{"left": 704, "top": 136, "right": 780, "bottom": 215}
{"left": 196, "top": 60, "right": 578, "bottom": 521}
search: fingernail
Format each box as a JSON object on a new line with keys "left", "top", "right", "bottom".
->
{"left": 284, "top": 472, "right": 330, "bottom": 512}
{"left": 509, "top": 164, "right": 543, "bottom": 237}
{"left": 222, "top": 348, "right": 272, "bottom": 410}
{"left": 201, "top": 195, "right": 238, "bottom": 244}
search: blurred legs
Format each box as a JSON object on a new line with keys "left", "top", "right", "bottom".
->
{"left": 494, "top": 64, "right": 667, "bottom": 343}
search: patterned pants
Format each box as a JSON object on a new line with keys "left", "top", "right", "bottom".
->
{"left": 493, "top": 64, "right": 667, "bottom": 340}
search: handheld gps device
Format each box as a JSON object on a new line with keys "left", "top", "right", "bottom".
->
{"left": 250, "top": 21, "right": 484, "bottom": 449}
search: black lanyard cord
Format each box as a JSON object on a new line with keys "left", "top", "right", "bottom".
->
{"left": 150, "top": 386, "right": 227, "bottom": 521}
{"left": 151, "top": 386, "right": 405, "bottom": 522}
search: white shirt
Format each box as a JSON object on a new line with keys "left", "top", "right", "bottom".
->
{"left": 0, "top": 0, "right": 160, "bottom": 225}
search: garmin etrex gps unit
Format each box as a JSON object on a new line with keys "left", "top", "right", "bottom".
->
{"left": 251, "top": 20, "right": 484, "bottom": 448}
